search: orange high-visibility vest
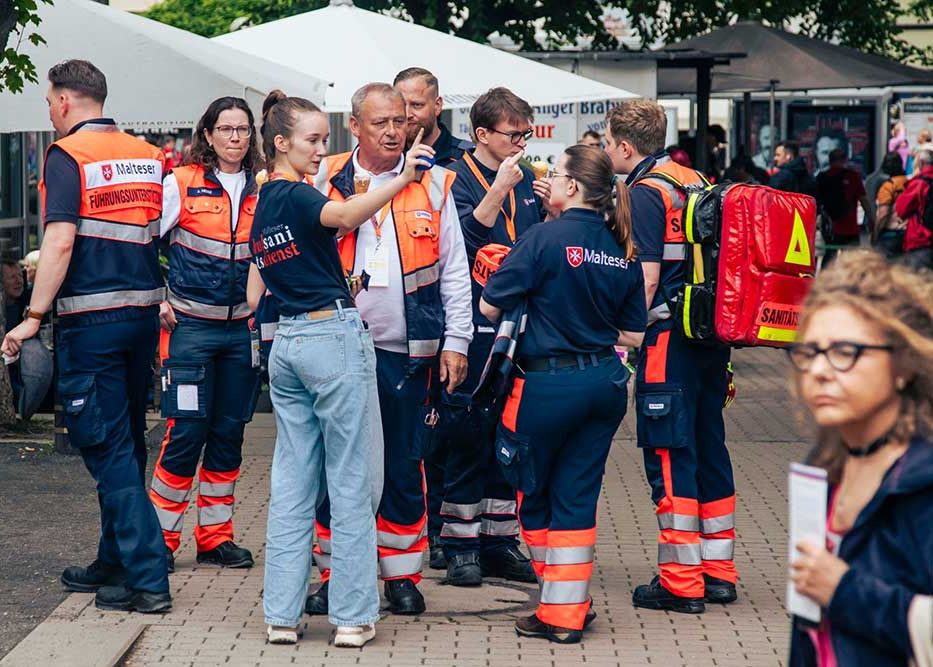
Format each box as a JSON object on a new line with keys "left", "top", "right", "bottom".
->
{"left": 39, "top": 121, "right": 164, "bottom": 316}
{"left": 167, "top": 164, "right": 256, "bottom": 321}
{"left": 323, "top": 152, "right": 456, "bottom": 363}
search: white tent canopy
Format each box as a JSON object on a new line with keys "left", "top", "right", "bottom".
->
{"left": 214, "top": 1, "right": 637, "bottom": 113}
{"left": 0, "top": 0, "right": 329, "bottom": 133}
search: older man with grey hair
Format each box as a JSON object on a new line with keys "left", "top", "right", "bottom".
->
{"left": 895, "top": 148, "right": 933, "bottom": 270}
{"left": 305, "top": 82, "right": 473, "bottom": 616}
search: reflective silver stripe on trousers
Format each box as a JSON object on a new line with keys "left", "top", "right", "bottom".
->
{"left": 701, "top": 538, "right": 735, "bottom": 561}
{"left": 379, "top": 551, "right": 423, "bottom": 578}
{"left": 377, "top": 526, "right": 426, "bottom": 551}
{"left": 440, "top": 501, "right": 482, "bottom": 520}
{"left": 313, "top": 551, "right": 331, "bottom": 570}
{"left": 199, "top": 481, "right": 235, "bottom": 498}
{"left": 701, "top": 514, "right": 735, "bottom": 534}
{"left": 409, "top": 339, "right": 440, "bottom": 358}
{"left": 171, "top": 227, "right": 251, "bottom": 260}
{"left": 540, "top": 579, "right": 590, "bottom": 605}
{"left": 545, "top": 545, "right": 595, "bottom": 566}
{"left": 78, "top": 217, "right": 159, "bottom": 244}
{"left": 647, "top": 302, "right": 672, "bottom": 325}
{"left": 440, "top": 522, "right": 481, "bottom": 539}
{"left": 662, "top": 243, "right": 687, "bottom": 261}
{"left": 260, "top": 322, "right": 279, "bottom": 341}
{"left": 481, "top": 498, "right": 517, "bottom": 515}
{"left": 154, "top": 506, "right": 184, "bottom": 533}
{"left": 198, "top": 503, "right": 234, "bottom": 526}
{"left": 150, "top": 476, "right": 190, "bottom": 503}
{"left": 317, "top": 538, "right": 332, "bottom": 554}
{"left": 167, "top": 290, "right": 251, "bottom": 320}
{"left": 403, "top": 263, "right": 440, "bottom": 295}
{"left": 658, "top": 542, "right": 702, "bottom": 565}
{"left": 528, "top": 546, "right": 548, "bottom": 562}
{"left": 480, "top": 519, "right": 519, "bottom": 536}
{"left": 657, "top": 512, "right": 701, "bottom": 532}
{"left": 57, "top": 287, "right": 166, "bottom": 315}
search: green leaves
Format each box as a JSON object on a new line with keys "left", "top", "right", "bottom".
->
{"left": 0, "top": 0, "right": 53, "bottom": 94}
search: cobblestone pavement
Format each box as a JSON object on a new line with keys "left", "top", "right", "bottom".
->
{"left": 1, "top": 347, "right": 811, "bottom": 667}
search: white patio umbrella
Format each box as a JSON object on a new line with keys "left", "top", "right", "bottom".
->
{"left": 0, "top": 0, "right": 330, "bottom": 132}
{"left": 214, "top": 0, "right": 637, "bottom": 112}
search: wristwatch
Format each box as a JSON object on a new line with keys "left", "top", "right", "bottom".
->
{"left": 23, "top": 306, "right": 44, "bottom": 321}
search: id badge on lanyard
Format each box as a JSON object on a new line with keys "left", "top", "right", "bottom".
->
{"left": 365, "top": 202, "right": 392, "bottom": 287}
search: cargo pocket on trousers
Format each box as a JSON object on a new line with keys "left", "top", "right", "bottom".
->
{"left": 635, "top": 390, "right": 689, "bottom": 449}
{"left": 495, "top": 426, "right": 536, "bottom": 495}
{"left": 60, "top": 374, "right": 106, "bottom": 448}
{"left": 412, "top": 403, "right": 439, "bottom": 460}
{"left": 160, "top": 366, "right": 207, "bottom": 419}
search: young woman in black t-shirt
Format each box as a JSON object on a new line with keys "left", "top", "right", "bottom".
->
{"left": 249, "top": 90, "right": 433, "bottom": 648}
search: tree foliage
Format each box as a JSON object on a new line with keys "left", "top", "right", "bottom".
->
{"left": 143, "top": 0, "right": 933, "bottom": 66}
{"left": 0, "top": 0, "right": 53, "bottom": 94}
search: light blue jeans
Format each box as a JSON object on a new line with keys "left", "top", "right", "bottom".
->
{"left": 263, "top": 306, "right": 383, "bottom": 628}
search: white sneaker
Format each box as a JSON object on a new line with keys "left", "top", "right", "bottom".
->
{"left": 266, "top": 625, "right": 299, "bottom": 644}
{"left": 334, "top": 624, "right": 375, "bottom": 648}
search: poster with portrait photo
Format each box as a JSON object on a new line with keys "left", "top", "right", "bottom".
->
{"left": 733, "top": 101, "right": 783, "bottom": 171}
{"left": 787, "top": 106, "right": 875, "bottom": 177}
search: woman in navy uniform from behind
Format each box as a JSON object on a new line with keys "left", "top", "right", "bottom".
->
{"left": 480, "top": 145, "right": 647, "bottom": 643}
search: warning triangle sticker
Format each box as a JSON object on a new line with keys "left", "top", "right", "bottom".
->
{"left": 784, "top": 210, "right": 812, "bottom": 266}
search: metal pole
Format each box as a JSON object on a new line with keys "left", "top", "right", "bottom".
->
{"left": 695, "top": 63, "right": 711, "bottom": 175}
{"left": 769, "top": 80, "right": 778, "bottom": 144}
{"left": 742, "top": 92, "right": 753, "bottom": 158}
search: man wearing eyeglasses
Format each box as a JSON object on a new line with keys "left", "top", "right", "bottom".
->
{"left": 436, "top": 87, "right": 549, "bottom": 588}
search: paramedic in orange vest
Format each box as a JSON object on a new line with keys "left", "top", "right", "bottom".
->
{"left": 305, "top": 83, "right": 473, "bottom": 616}
{"left": 148, "top": 97, "right": 261, "bottom": 572}
{"left": 605, "top": 100, "right": 738, "bottom": 613}
{"left": 2, "top": 60, "right": 170, "bottom": 613}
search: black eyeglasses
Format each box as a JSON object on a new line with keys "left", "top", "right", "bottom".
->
{"left": 214, "top": 125, "right": 252, "bottom": 139}
{"left": 487, "top": 128, "right": 534, "bottom": 145}
{"left": 786, "top": 341, "right": 894, "bottom": 373}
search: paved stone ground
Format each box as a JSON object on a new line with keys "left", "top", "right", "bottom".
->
{"left": 1, "top": 347, "right": 811, "bottom": 667}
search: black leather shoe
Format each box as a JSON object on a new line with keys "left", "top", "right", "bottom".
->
{"left": 305, "top": 581, "right": 328, "bottom": 616}
{"left": 444, "top": 553, "right": 482, "bottom": 587}
{"left": 514, "top": 613, "right": 581, "bottom": 644}
{"left": 481, "top": 545, "right": 537, "bottom": 583}
{"left": 703, "top": 574, "right": 737, "bottom": 603}
{"left": 61, "top": 559, "right": 124, "bottom": 593}
{"left": 95, "top": 585, "right": 172, "bottom": 613}
{"left": 633, "top": 576, "right": 705, "bottom": 614}
{"left": 384, "top": 579, "right": 426, "bottom": 615}
{"left": 428, "top": 536, "right": 447, "bottom": 570}
{"left": 196, "top": 541, "right": 254, "bottom": 568}
{"left": 166, "top": 550, "right": 175, "bottom": 574}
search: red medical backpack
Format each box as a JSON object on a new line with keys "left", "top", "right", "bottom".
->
{"left": 668, "top": 182, "right": 817, "bottom": 348}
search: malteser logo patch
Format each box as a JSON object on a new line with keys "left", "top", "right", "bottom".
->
{"left": 566, "top": 246, "right": 630, "bottom": 269}
{"left": 566, "top": 246, "right": 584, "bottom": 268}
{"left": 101, "top": 164, "right": 113, "bottom": 181}
{"left": 84, "top": 159, "right": 162, "bottom": 190}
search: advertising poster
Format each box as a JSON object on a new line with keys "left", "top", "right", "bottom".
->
{"left": 733, "top": 101, "right": 783, "bottom": 171}
{"left": 901, "top": 98, "right": 933, "bottom": 145}
{"left": 787, "top": 106, "right": 875, "bottom": 176}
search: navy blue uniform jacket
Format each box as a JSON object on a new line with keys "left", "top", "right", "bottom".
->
{"left": 789, "top": 435, "right": 933, "bottom": 666}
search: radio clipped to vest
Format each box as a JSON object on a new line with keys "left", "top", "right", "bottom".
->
{"left": 659, "top": 176, "right": 818, "bottom": 348}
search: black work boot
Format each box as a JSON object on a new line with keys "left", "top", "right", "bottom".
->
{"left": 632, "top": 575, "right": 705, "bottom": 614}
{"left": 514, "top": 613, "right": 582, "bottom": 644}
{"left": 61, "top": 559, "right": 124, "bottom": 593}
{"left": 384, "top": 579, "right": 426, "bottom": 615}
{"left": 305, "top": 581, "right": 328, "bottom": 616}
{"left": 481, "top": 545, "right": 537, "bottom": 583}
{"left": 196, "top": 541, "right": 254, "bottom": 568}
{"left": 703, "top": 574, "right": 738, "bottom": 604}
{"left": 444, "top": 552, "right": 482, "bottom": 587}
{"left": 166, "top": 550, "right": 175, "bottom": 574}
{"left": 95, "top": 584, "right": 172, "bottom": 613}
{"left": 428, "top": 536, "right": 447, "bottom": 570}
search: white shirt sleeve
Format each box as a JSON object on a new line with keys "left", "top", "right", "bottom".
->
{"left": 313, "top": 158, "right": 330, "bottom": 194}
{"left": 438, "top": 190, "right": 474, "bottom": 355}
{"left": 160, "top": 172, "right": 181, "bottom": 238}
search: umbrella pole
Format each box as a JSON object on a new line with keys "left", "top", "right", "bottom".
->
{"left": 743, "top": 92, "right": 752, "bottom": 158}
{"left": 696, "top": 63, "right": 711, "bottom": 174}
{"left": 769, "top": 80, "right": 778, "bottom": 143}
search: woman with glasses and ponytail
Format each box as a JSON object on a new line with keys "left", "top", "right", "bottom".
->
{"left": 478, "top": 144, "right": 647, "bottom": 643}
{"left": 149, "top": 97, "right": 264, "bottom": 575}
{"left": 786, "top": 251, "right": 933, "bottom": 667}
